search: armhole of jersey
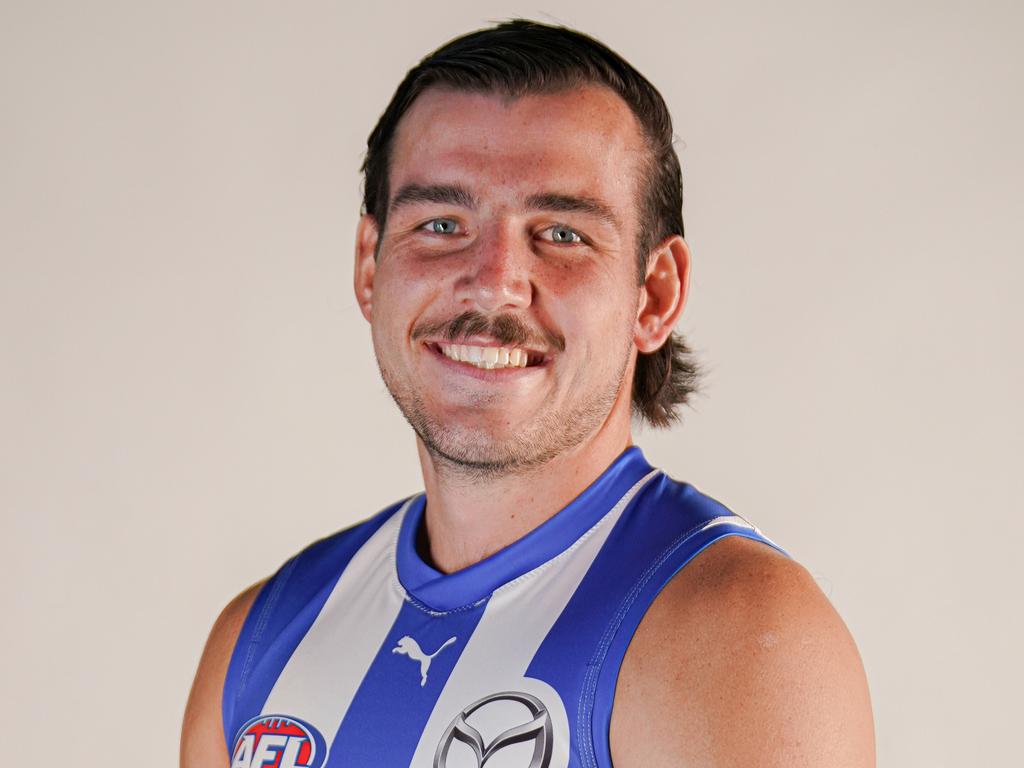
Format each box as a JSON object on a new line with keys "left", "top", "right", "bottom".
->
{"left": 587, "top": 518, "right": 789, "bottom": 768}
{"left": 220, "top": 555, "right": 298, "bottom": 752}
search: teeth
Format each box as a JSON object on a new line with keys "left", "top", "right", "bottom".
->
{"left": 437, "top": 344, "right": 531, "bottom": 369}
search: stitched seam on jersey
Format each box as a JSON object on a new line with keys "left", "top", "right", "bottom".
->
{"left": 392, "top": 556, "right": 491, "bottom": 617}
{"left": 492, "top": 468, "right": 662, "bottom": 597}
{"left": 237, "top": 555, "right": 298, "bottom": 700}
{"left": 401, "top": 587, "right": 489, "bottom": 617}
{"left": 387, "top": 495, "right": 488, "bottom": 617}
{"left": 577, "top": 515, "right": 755, "bottom": 768}
{"left": 391, "top": 472, "right": 659, "bottom": 615}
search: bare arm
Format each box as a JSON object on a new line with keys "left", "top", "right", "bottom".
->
{"left": 610, "top": 536, "right": 875, "bottom": 767}
{"left": 180, "top": 580, "right": 265, "bottom": 768}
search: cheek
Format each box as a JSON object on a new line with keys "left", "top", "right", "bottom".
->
{"left": 375, "top": 255, "right": 432, "bottom": 310}
{"left": 377, "top": 247, "right": 459, "bottom": 299}
{"left": 371, "top": 256, "right": 448, "bottom": 347}
{"left": 554, "top": 292, "right": 635, "bottom": 365}
{"left": 544, "top": 264, "right": 637, "bottom": 323}
{"left": 368, "top": 273, "right": 409, "bottom": 356}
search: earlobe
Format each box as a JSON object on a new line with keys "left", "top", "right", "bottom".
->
{"left": 635, "top": 236, "right": 690, "bottom": 354}
{"left": 354, "top": 214, "right": 379, "bottom": 323}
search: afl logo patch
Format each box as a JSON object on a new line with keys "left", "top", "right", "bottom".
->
{"left": 230, "top": 714, "right": 328, "bottom": 768}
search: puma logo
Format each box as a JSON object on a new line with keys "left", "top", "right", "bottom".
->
{"left": 392, "top": 635, "right": 458, "bottom": 687}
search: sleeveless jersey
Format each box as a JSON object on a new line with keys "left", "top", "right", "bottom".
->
{"left": 222, "top": 447, "right": 784, "bottom": 768}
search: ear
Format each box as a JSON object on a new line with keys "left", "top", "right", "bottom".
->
{"left": 634, "top": 235, "right": 690, "bottom": 353}
{"left": 354, "top": 214, "right": 380, "bottom": 323}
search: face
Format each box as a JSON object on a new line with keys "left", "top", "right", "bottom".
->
{"left": 356, "top": 85, "right": 654, "bottom": 474}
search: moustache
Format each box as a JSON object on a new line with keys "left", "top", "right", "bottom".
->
{"left": 411, "top": 311, "right": 565, "bottom": 353}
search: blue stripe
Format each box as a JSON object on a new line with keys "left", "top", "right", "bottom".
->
{"left": 222, "top": 501, "right": 403, "bottom": 751}
{"left": 587, "top": 521, "right": 786, "bottom": 767}
{"left": 326, "top": 599, "right": 487, "bottom": 765}
{"left": 526, "top": 474, "right": 785, "bottom": 767}
{"left": 523, "top": 474, "right": 664, "bottom": 767}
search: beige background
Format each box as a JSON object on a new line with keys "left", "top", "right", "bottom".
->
{"left": 2, "top": 0, "right": 1021, "bottom": 764}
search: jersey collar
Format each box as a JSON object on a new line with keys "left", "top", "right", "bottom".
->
{"left": 395, "top": 446, "right": 656, "bottom": 612}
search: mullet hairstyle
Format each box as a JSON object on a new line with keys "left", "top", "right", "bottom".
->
{"left": 360, "top": 19, "right": 700, "bottom": 427}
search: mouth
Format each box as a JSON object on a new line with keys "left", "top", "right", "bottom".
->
{"left": 424, "top": 341, "right": 547, "bottom": 371}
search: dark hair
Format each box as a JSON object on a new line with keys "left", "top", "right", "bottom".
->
{"left": 360, "top": 19, "right": 700, "bottom": 427}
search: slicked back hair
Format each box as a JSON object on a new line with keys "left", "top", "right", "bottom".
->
{"left": 360, "top": 19, "right": 699, "bottom": 427}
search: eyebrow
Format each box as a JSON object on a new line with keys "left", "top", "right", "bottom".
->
{"left": 389, "top": 183, "right": 477, "bottom": 213}
{"left": 388, "top": 183, "right": 619, "bottom": 228}
{"left": 524, "top": 192, "right": 620, "bottom": 227}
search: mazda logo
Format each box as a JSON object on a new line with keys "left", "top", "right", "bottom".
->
{"left": 433, "top": 691, "right": 553, "bottom": 768}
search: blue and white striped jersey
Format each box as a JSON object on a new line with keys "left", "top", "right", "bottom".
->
{"left": 223, "top": 447, "right": 783, "bottom": 768}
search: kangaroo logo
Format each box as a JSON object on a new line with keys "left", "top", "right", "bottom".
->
{"left": 392, "top": 635, "right": 458, "bottom": 686}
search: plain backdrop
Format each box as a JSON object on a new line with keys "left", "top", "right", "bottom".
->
{"left": 2, "top": 0, "right": 1021, "bottom": 764}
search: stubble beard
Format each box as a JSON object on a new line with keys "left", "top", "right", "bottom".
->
{"left": 376, "top": 341, "right": 633, "bottom": 481}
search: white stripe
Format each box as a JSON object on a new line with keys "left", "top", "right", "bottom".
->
{"left": 699, "top": 514, "right": 756, "bottom": 532}
{"left": 698, "top": 514, "right": 781, "bottom": 550}
{"left": 260, "top": 499, "right": 410, "bottom": 742}
{"left": 408, "top": 470, "right": 661, "bottom": 768}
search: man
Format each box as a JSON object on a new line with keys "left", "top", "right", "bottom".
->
{"left": 182, "top": 20, "right": 874, "bottom": 768}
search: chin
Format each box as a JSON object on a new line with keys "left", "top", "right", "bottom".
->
{"left": 421, "top": 423, "right": 527, "bottom": 470}
{"left": 387, "top": 371, "right": 621, "bottom": 476}
{"left": 414, "top": 411, "right": 600, "bottom": 476}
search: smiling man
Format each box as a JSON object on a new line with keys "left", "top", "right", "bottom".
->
{"left": 182, "top": 20, "right": 874, "bottom": 768}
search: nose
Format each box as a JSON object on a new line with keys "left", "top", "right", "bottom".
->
{"left": 453, "top": 224, "right": 533, "bottom": 312}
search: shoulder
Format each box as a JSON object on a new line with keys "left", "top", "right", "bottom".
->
{"left": 180, "top": 580, "right": 266, "bottom": 768}
{"left": 610, "top": 535, "right": 875, "bottom": 768}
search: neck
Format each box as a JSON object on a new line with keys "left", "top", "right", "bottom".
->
{"left": 415, "top": 407, "right": 633, "bottom": 574}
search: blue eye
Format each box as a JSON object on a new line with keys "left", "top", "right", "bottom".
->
{"left": 547, "top": 225, "right": 582, "bottom": 243}
{"left": 424, "top": 218, "right": 458, "bottom": 234}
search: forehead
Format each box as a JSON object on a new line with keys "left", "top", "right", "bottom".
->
{"left": 388, "top": 85, "right": 647, "bottom": 209}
